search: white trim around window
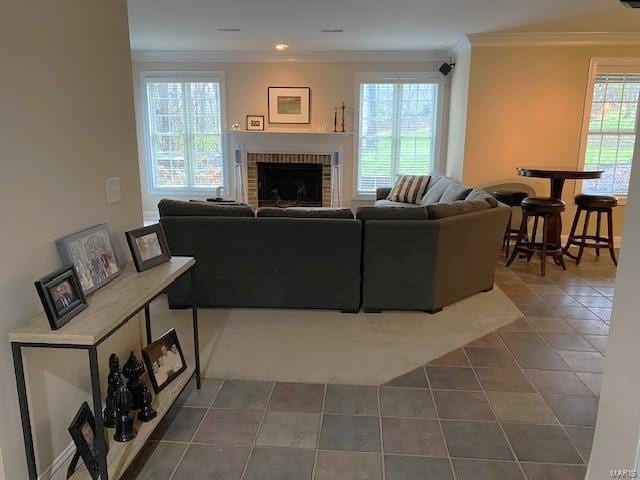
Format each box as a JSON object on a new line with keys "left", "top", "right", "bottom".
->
{"left": 576, "top": 58, "right": 640, "bottom": 204}
{"left": 139, "top": 71, "right": 228, "bottom": 196}
{"left": 353, "top": 72, "right": 446, "bottom": 199}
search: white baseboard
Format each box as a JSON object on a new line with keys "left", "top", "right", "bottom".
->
{"left": 38, "top": 442, "right": 75, "bottom": 480}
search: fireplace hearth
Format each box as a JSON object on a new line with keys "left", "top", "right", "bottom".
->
{"left": 257, "top": 162, "right": 323, "bottom": 207}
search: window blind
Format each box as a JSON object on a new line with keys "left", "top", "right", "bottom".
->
{"left": 146, "top": 80, "right": 224, "bottom": 192}
{"left": 357, "top": 82, "right": 439, "bottom": 195}
{"left": 583, "top": 72, "right": 640, "bottom": 196}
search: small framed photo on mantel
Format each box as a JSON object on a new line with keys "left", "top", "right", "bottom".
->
{"left": 126, "top": 223, "right": 171, "bottom": 272}
{"left": 246, "top": 115, "right": 264, "bottom": 131}
{"left": 268, "top": 87, "right": 311, "bottom": 124}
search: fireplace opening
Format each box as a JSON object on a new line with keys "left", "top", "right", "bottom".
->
{"left": 257, "top": 162, "right": 323, "bottom": 207}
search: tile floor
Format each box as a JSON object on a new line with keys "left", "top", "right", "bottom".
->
{"left": 123, "top": 251, "right": 615, "bottom": 480}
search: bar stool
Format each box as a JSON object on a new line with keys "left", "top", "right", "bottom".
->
{"left": 564, "top": 194, "right": 618, "bottom": 266}
{"left": 506, "top": 196, "right": 566, "bottom": 276}
{"left": 493, "top": 190, "right": 529, "bottom": 258}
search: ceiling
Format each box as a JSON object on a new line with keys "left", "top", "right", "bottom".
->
{"left": 127, "top": 0, "right": 639, "bottom": 52}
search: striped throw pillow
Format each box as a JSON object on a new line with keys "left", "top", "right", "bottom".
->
{"left": 386, "top": 175, "right": 430, "bottom": 204}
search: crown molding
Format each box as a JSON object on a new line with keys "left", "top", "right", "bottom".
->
{"left": 450, "top": 36, "right": 471, "bottom": 58}
{"left": 467, "top": 31, "right": 640, "bottom": 48}
{"left": 131, "top": 49, "right": 450, "bottom": 63}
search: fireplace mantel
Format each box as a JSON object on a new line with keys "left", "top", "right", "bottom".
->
{"left": 225, "top": 131, "right": 350, "bottom": 207}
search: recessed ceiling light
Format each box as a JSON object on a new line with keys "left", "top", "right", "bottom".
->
{"left": 275, "top": 43, "right": 288, "bottom": 50}
{"left": 217, "top": 27, "right": 241, "bottom": 32}
{"left": 321, "top": 28, "right": 344, "bottom": 33}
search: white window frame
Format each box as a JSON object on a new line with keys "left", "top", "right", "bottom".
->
{"left": 577, "top": 58, "right": 640, "bottom": 204}
{"left": 139, "top": 71, "right": 228, "bottom": 196}
{"left": 353, "top": 72, "right": 446, "bottom": 200}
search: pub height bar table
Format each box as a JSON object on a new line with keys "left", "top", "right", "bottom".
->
{"left": 9, "top": 256, "right": 200, "bottom": 480}
{"left": 516, "top": 167, "right": 603, "bottom": 260}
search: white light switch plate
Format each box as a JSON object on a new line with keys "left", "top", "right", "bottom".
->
{"left": 106, "top": 177, "right": 121, "bottom": 205}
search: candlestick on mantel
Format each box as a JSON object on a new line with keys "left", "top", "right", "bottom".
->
{"left": 333, "top": 108, "right": 338, "bottom": 132}
{"left": 340, "top": 101, "right": 346, "bottom": 133}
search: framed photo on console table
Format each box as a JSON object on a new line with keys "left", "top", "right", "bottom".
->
{"left": 126, "top": 223, "right": 171, "bottom": 272}
{"left": 268, "top": 87, "right": 311, "bottom": 124}
{"left": 142, "top": 328, "right": 187, "bottom": 394}
{"left": 68, "top": 402, "right": 106, "bottom": 480}
{"left": 56, "top": 223, "right": 120, "bottom": 295}
{"left": 35, "top": 264, "right": 88, "bottom": 330}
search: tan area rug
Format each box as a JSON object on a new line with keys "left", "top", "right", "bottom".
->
{"left": 151, "top": 287, "right": 522, "bottom": 386}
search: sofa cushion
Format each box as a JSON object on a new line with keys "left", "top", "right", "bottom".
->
{"left": 466, "top": 189, "right": 499, "bottom": 207}
{"left": 256, "top": 207, "right": 354, "bottom": 219}
{"left": 158, "top": 199, "right": 255, "bottom": 217}
{"left": 420, "top": 175, "right": 453, "bottom": 204}
{"left": 356, "top": 206, "right": 429, "bottom": 221}
{"left": 387, "top": 175, "right": 430, "bottom": 204}
{"left": 440, "top": 183, "right": 473, "bottom": 203}
{"left": 374, "top": 199, "right": 424, "bottom": 208}
{"left": 426, "top": 200, "right": 491, "bottom": 219}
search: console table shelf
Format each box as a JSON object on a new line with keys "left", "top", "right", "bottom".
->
{"left": 52, "top": 365, "right": 195, "bottom": 480}
{"left": 10, "top": 256, "right": 200, "bottom": 480}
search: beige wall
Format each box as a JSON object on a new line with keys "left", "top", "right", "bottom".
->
{"left": 132, "top": 59, "right": 444, "bottom": 215}
{"left": 461, "top": 45, "right": 640, "bottom": 237}
{"left": 0, "top": 1, "right": 142, "bottom": 478}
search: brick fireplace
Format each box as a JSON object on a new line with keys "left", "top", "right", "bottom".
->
{"left": 247, "top": 153, "right": 332, "bottom": 207}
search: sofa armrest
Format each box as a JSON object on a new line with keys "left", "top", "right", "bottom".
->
{"left": 430, "top": 206, "right": 510, "bottom": 307}
{"left": 376, "top": 187, "right": 392, "bottom": 201}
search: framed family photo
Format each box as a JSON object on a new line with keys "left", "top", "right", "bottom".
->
{"left": 35, "top": 264, "right": 88, "bottom": 330}
{"left": 68, "top": 402, "right": 105, "bottom": 480}
{"left": 141, "top": 329, "right": 187, "bottom": 394}
{"left": 268, "top": 87, "right": 311, "bottom": 124}
{"left": 246, "top": 115, "right": 264, "bottom": 131}
{"left": 126, "top": 224, "right": 171, "bottom": 272}
{"left": 56, "top": 224, "right": 120, "bottom": 295}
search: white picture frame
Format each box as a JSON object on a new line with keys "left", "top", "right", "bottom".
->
{"left": 268, "top": 87, "right": 311, "bottom": 124}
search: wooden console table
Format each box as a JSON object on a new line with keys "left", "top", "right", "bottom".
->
{"left": 9, "top": 256, "right": 200, "bottom": 480}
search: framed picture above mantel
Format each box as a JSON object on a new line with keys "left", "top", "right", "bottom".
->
{"left": 268, "top": 87, "right": 311, "bottom": 124}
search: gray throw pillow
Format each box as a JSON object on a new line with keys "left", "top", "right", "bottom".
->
{"left": 256, "top": 207, "right": 354, "bottom": 219}
{"left": 465, "top": 189, "right": 499, "bottom": 207}
{"left": 426, "top": 200, "right": 491, "bottom": 219}
{"left": 440, "top": 183, "right": 474, "bottom": 203}
{"left": 420, "top": 175, "right": 451, "bottom": 204}
{"left": 356, "top": 206, "right": 428, "bottom": 221}
{"left": 158, "top": 199, "right": 255, "bottom": 217}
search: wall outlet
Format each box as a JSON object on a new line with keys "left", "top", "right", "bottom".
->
{"left": 106, "top": 177, "right": 121, "bottom": 205}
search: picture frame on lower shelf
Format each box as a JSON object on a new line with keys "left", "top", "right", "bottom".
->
{"left": 34, "top": 264, "right": 88, "bottom": 330}
{"left": 68, "top": 402, "right": 106, "bottom": 480}
{"left": 126, "top": 223, "right": 171, "bottom": 272}
{"left": 142, "top": 328, "right": 187, "bottom": 394}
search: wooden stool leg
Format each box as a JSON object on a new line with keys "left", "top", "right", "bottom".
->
{"left": 607, "top": 208, "right": 618, "bottom": 266}
{"left": 504, "top": 210, "right": 513, "bottom": 258}
{"left": 564, "top": 207, "right": 582, "bottom": 257}
{"left": 506, "top": 213, "right": 528, "bottom": 267}
{"left": 528, "top": 215, "right": 539, "bottom": 263}
{"left": 540, "top": 215, "right": 549, "bottom": 276}
{"left": 576, "top": 210, "right": 592, "bottom": 266}
{"left": 595, "top": 210, "right": 602, "bottom": 257}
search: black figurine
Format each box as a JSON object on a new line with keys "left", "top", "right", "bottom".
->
{"left": 122, "top": 351, "right": 145, "bottom": 410}
{"left": 103, "top": 353, "right": 121, "bottom": 428}
{"left": 113, "top": 374, "right": 137, "bottom": 442}
{"left": 138, "top": 383, "right": 157, "bottom": 422}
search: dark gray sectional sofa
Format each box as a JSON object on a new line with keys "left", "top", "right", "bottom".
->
{"left": 159, "top": 174, "right": 509, "bottom": 313}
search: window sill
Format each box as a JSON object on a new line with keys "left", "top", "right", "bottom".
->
{"left": 147, "top": 189, "right": 220, "bottom": 198}
{"left": 352, "top": 193, "right": 377, "bottom": 201}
